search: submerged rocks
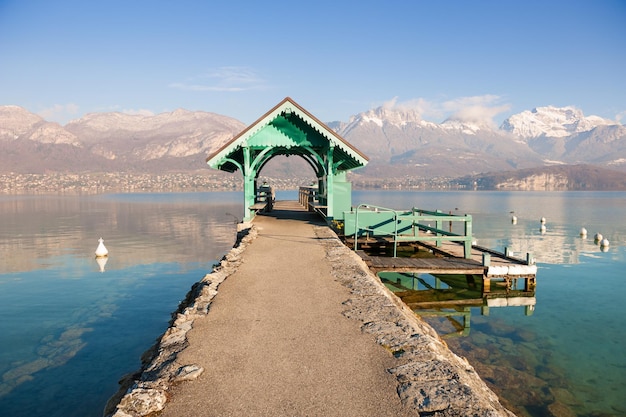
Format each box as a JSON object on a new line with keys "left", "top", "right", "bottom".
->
{"left": 314, "top": 225, "right": 515, "bottom": 416}
{"left": 105, "top": 226, "right": 257, "bottom": 417}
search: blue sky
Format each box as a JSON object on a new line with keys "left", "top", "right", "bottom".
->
{"left": 1, "top": 0, "right": 624, "bottom": 126}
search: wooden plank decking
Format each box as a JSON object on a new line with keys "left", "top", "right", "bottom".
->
{"left": 417, "top": 240, "right": 537, "bottom": 278}
{"left": 356, "top": 250, "right": 484, "bottom": 275}
{"left": 351, "top": 238, "right": 537, "bottom": 292}
{"left": 349, "top": 237, "right": 536, "bottom": 278}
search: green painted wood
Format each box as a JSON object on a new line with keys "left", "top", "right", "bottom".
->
{"left": 206, "top": 97, "right": 368, "bottom": 221}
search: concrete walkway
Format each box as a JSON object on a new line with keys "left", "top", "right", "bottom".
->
{"left": 159, "top": 201, "right": 413, "bottom": 417}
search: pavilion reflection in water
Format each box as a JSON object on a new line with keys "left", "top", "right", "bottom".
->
{"left": 380, "top": 272, "right": 536, "bottom": 338}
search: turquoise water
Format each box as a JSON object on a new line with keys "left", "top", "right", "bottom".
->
{"left": 0, "top": 192, "right": 241, "bottom": 416}
{"left": 354, "top": 191, "right": 626, "bottom": 417}
{"left": 0, "top": 190, "right": 624, "bottom": 416}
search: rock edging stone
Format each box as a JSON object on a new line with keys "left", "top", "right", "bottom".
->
{"left": 104, "top": 226, "right": 257, "bottom": 417}
{"left": 313, "top": 225, "right": 515, "bottom": 416}
{"left": 106, "top": 223, "right": 515, "bottom": 417}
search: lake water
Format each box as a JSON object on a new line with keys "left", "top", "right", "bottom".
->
{"left": 353, "top": 190, "right": 626, "bottom": 417}
{"left": 0, "top": 190, "right": 624, "bottom": 417}
{"left": 0, "top": 192, "right": 242, "bottom": 416}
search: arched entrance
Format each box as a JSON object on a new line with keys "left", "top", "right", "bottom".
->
{"left": 206, "top": 97, "right": 369, "bottom": 221}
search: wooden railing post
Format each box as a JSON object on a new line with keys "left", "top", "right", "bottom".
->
{"left": 435, "top": 209, "right": 443, "bottom": 248}
{"left": 464, "top": 215, "right": 472, "bottom": 259}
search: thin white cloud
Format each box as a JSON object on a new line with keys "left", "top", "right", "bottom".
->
{"left": 380, "top": 95, "right": 511, "bottom": 127}
{"left": 377, "top": 96, "right": 435, "bottom": 119}
{"left": 37, "top": 103, "right": 79, "bottom": 123}
{"left": 169, "top": 66, "right": 268, "bottom": 92}
{"left": 615, "top": 110, "right": 626, "bottom": 125}
{"left": 443, "top": 95, "right": 511, "bottom": 127}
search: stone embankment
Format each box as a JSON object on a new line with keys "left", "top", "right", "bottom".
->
{"left": 105, "top": 222, "right": 514, "bottom": 417}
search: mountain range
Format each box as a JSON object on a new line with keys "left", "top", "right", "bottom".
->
{"left": 1, "top": 103, "right": 625, "bottom": 186}
{"left": 329, "top": 105, "right": 626, "bottom": 178}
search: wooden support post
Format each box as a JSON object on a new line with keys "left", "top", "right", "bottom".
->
{"left": 482, "top": 254, "right": 491, "bottom": 294}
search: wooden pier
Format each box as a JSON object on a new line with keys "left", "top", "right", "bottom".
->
{"left": 348, "top": 238, "right": 537, "bottom": 292}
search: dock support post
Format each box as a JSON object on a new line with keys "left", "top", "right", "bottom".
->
{"left": 483, "top": 276, "right": 491, "bottom": 293}
{"left": 482, "top": 253, "right": 491, "bottom": 293}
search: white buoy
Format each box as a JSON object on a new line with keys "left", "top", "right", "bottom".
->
{"left": 594, "top": 233, "right": 603, "bottom": 243}
{"left": 580, "top": 227, "right": 587, "bottom": 237}
{"left": 540, "top": 224, "right": 546, "bottom": 234}
{"left": 600, "top": 238, "right": 610, "bottom": 248}
{"left": 511, "top": 215, "right": 517, "bottom": 224}
{"left": 95, "top": 237, "right": 108, "bottom": 258}
{"left": 540, "top": 217, "right": 546, "bottom": 224}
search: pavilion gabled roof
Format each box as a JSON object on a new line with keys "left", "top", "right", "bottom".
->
{"left": 206, "top": 97, "right": 368, "bottom": 173}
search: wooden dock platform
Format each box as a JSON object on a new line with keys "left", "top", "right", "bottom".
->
{"left": 349, "top": 238, "right": 537, "bottom": 292}
{"left": 356, "top": 250, "right": 484, "bottom": 275}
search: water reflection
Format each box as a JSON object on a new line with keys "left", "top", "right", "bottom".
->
{"left": 0, "top": 193, "right": 242, "bottom": 416}
{"left": 96, "top": 256, "right": 108, "bottom": 272}
{"left": 0, "top": 193, "right": 241, "bottom": 274}
{"left": 381, "top": 272, "right": 535, "bottom": 337}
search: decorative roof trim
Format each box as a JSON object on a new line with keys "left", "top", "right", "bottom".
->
{"left": 206, "top": 97, "right": 368, "bottom": 168}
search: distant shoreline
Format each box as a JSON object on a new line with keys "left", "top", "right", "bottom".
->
{"left": 3, "top": 171, "right": 626, "bottom": 194}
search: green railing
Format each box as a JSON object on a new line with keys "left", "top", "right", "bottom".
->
{"left": 349, "top": 204, "right": 473, "bottom": 258}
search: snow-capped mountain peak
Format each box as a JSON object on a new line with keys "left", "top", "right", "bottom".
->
{"left": 440, "top": 116, "right": 497, "bottom": 135}
{"left": 357, "top": 105, "right": 423, "bottom": 126}
{"left": 339, "top": 105, "right": 437, "bottom": 136}
{"left": 500, "top": 106, "right": 617, "bottom": 138}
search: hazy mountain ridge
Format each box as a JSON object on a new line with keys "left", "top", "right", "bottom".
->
{"left": 1, "top": 104, "right": 625, "bottom": 184}
{"left": 456, "top": 164, "right": 626, "bottom": 191}
{"left": 0, "top": 105, "right": 81, "bottom": 146}
{"left": 1, "top": 106, "right": 245, "bottom": 173}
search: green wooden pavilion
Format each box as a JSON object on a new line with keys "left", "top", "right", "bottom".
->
{"left": 206, "top": 97, "right": 369, "bottom": 221}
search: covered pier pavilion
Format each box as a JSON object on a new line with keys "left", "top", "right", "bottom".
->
{"left": 206, "top": 97, "right": 368, "bottom": 222}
